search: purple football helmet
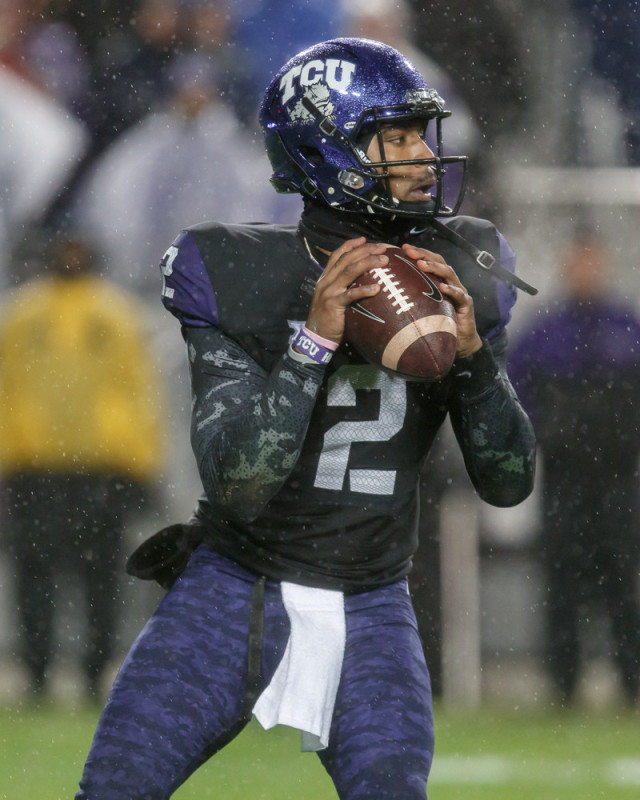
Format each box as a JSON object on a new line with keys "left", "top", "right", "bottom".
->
{"left": 259, "top": 37, "right": 468, "bottom": 217}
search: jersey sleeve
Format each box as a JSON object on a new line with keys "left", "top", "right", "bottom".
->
{"left": 160, "top": 230, "right": 219, "bottom": 327}
{"left": 186, "top": 325, "right": 326, "bottom": 524}
{"left": 447, "top": 330, "right": 537, "bottom": 507}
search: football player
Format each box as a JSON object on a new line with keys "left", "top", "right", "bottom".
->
{"left": 76, "top": 38, "right": 536, "bottom": 799}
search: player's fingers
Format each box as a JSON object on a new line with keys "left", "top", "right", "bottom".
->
{"left": 321, "top": 237, "right": 366, "bottom": 275}
{"left": 317, "top": 265, "right": 381, "bottom": 308}
{"left": 415, "top": 256, "right": 463, "bottom": 290}
{"left": 401, "top": 243, "right": 447, "bottom": 266}
{"left": 323, "top": 239, "right": 388, "bottom": 283}
{"left": 401, "top": 243, "right": 463, "bottom": 289}
{"left": 341, "top": 252, "right": 389, "bottom": 291}
{"left": 343, "top": 279, "right": 380, "bottom": 304}
{"left": 439, "top": 280, "right": 473, "bottom": 311}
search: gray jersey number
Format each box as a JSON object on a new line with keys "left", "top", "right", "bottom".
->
{"left": 160, "top": 245, "right": 179, "bottom": 299}
{"left": 314, "top": 365, "right": 407, "bottom": 494}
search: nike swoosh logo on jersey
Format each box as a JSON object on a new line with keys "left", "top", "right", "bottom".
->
{"left": 409, "top": 226, "right": 429, "bottom": 235}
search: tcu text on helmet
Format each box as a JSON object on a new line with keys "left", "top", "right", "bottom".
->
{"left": 279, "top": 59, "right": 356, "bottom": 105}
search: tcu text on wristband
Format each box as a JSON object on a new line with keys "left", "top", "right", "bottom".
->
{"left": 291, "top": 327, "right": 336, "bottom": 365}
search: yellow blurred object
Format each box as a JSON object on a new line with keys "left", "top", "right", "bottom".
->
{"left": 0, "top": 274, "right": 163, "bottom": 480}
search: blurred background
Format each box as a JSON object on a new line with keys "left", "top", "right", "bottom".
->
{"left": 0, "top": 0, "right": 639, "bottom": 723}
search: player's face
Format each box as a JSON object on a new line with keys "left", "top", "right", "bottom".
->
{"left": 366, "top": 121, "right": 436, "bottom": 204}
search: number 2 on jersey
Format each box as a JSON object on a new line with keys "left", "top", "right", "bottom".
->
{"left": 160, "top": 246, "right": 179, "bottom": 299}
{"left": 314, "top": 365, "right": 407, "bottom": 495}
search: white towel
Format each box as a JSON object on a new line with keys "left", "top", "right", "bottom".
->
{"left": 252, "top": 582, "right": 346, "bottom": 751}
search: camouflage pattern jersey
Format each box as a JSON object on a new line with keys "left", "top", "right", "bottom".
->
{"left": 160, "top": 212, "right": 536, "bottom": 593}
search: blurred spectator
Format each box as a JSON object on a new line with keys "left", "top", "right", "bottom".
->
{"left": 30, "top": 0, "right": 184, "bottom": 235}
{"left": 509, "top": 228, "right": 640, "bottom": 707}
{"left": 91, "top": 0, "right": 182, "bottom": 150}
{"left": 51, "top": 0, "right": 138, "bottom": 59}
{"left": 0, "top": 66, "right": 89, "bottom": 285}
{"left": 0, "top": 0, "right": 93, "bottom": 124}
{"left": 177, "top": 0, "right": 249, "bottom": 122}
{"left": 571, "top": 0, "right": 640, "bottom": 166}
{"left": 75, "top": 51, "right": 299, "bottom": 301}
{"left": 0, "top": 230, "right": 164, "bottom": 701}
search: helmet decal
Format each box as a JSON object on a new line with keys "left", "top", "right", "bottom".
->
{"left": 289, "top": 82, "right": 335, "bottom": 125}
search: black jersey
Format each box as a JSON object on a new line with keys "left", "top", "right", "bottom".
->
{"left": 160, "top": 217, "right": 535, "bottom": 592}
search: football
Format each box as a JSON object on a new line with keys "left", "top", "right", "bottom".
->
{"left": 344, "top": 245, "right": 458, "bottom": 381}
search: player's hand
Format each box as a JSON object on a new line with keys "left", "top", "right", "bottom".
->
{"left": 305, "top": 237, "right": 387, "bottom": 344}
{"left": 402, "top": 243, "right": 483, "bottom": 359}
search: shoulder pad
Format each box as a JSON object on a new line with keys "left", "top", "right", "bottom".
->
{"left": 439, "top": 215, "right": 518, "bottom": 339}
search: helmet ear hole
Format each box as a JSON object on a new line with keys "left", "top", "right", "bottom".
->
{"left": 298, "top": 146, "right": 324, "bottom": 166}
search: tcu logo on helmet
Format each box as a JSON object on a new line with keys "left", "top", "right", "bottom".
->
{"left": 279, "top": 58, "right": 356, "bottom": 109}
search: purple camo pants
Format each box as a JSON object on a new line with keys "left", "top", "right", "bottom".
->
{"left": 76, "top": 545, "right": 433, "bottom": 798}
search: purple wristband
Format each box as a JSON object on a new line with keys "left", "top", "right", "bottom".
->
{"left": 291, "top": 328, "right": 335, "bottom": 365}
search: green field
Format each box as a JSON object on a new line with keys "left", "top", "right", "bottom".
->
{"left": 1, "top": 702, "right": 639, "bottom": 799}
